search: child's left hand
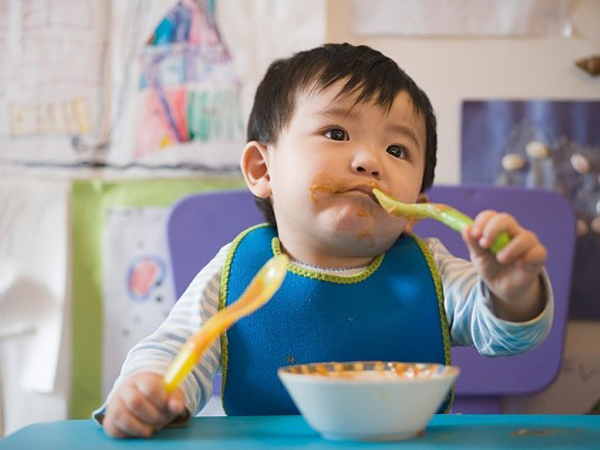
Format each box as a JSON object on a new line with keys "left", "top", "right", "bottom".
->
{"left": 461, "top": 210, "right": 548, "bottom": 322}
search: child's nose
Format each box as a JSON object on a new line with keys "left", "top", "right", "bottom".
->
{"left": 351, "top": 152, "right": 382, "bottom": 179}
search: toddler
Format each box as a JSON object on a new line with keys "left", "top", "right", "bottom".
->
{"left": 97, "top": 43, "right": 551, "bottom": 438}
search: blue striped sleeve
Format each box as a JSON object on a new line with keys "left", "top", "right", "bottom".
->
{"left": 425, "top": 237, "right": 554, "bottom": 356}
{"left": 92, "top": 243, "right": 230, "bottom": 423}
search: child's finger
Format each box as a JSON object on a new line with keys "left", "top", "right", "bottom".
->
{"left": 461, "top": 225, "right": 486, "bottom": 257}
{"left": 104, "top": 421, "right": 128, "bottom": 439}
{"left": 122, "top": 384, "right": 167, "bottom": 426}
{"left": 518, "top": 242, "right": 548, "bottom": 271}
{"left": 134, "top": 374, "right": 169, "bottom": 411}
{"left": 495, "top": 230, "right": 546, "bottom": 268}
{"left": 167, "top": 389, "right": 186, "bottom": 415}
{"left": 469, "top": 210, "right": 497, "bottom": 240}
{"left": 494, "top": 230, "right": 532, "bottom": 263}
{"left": 113, "top": 416, "right": 153, "bottom": 439}
{"left": 105, "top": 398, "right": 154, "bottom": 438}
{"left": 462, "top": 210, "right": 501, "bottom": 258}
{"left": 478, "top": 212, "right": 518, "bottom": 250}
{"left": 165, "top": 388, "right": 187, "bottom": 423}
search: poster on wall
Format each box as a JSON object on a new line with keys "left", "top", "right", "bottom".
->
{"left": 108, "top": 0, "right": 244, "bottom": 174}
{"left": 0, "top": 0, "right": 326, "bottom": 176}
{"left": 461, "top": 100, "right": 600, "bottom": 320}
{"left": 70, "top": 178, "right": 245, "bottom": 418}
{"left": 0, "top": 0, "right": 110, "bottom": 171}
{"left": 101, "top": 206, "right": 175, "bottom": 399}
{"left": 108, "top": 0, "right": 326, "bottom": 175}
{"left": 351, "top": 0, "right": 572, "bottom": 37}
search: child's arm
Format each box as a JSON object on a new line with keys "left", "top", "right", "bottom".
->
{"left": 94, "top": 243, "right": 231, "bottom": 437}
{"left": 460, "top": 210, "right": 548, "bottom": 322}
{"left": 426, "top": 237, "right": 553, "bottom": 356}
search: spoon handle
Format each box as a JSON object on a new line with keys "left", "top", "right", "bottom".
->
{"left": 373, "top": 189, "right": 511, "bottom": 253}
{"left": 164, "top": 254, "right": 288, "bottom": 391}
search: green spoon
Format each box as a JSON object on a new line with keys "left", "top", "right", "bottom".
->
{"left": 372, "top": 188, "right": 511, "bottom": 253}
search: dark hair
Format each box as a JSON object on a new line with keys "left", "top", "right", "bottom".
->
{"left": 247, "top": 43, "right": 437, "bottom": 226}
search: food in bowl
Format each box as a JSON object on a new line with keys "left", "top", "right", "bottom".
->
{"left": 278, "top": 361, "right": 459, "bottom": 441}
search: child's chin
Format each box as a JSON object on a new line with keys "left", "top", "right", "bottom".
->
{"left": 334, "top": 214, "right": 401, "bottom": 241}
{"left": 328, "top": 211, "right": 372, "bottom": 233}
{"left": 328, "top": 218, "right": 385, "bottom": 246}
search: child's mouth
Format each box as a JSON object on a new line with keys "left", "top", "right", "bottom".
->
{"left": 309, "top": 178, "right": 382, "bottom": 205}
{"left": 342, "top": 187, "right": 379, "bottom": 204}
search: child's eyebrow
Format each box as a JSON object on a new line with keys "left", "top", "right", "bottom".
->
{"left": 317, "top": 106, "right": 357, "bottom": 120}
{"left": 386, "top": 124, "right": 421, "bottom": 149}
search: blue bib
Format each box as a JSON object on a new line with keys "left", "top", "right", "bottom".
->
{"left": 220, "top": 225, "right": 452, "bottom": 415}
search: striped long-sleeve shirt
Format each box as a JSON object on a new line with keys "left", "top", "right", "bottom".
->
{"left": 94, "top": 237, "right": 553, "bottom": 421}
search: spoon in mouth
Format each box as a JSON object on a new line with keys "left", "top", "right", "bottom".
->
{"left": 372, "top": 189, "right": 511, "bottom": 253}
{"left": 163, "top": 254, "right": 289, "bottom": 392}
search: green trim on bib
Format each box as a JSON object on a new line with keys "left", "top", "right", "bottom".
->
{"left": 219, "top": 223, "right": 270, "bottom": 414}
{"left": 412, "top": 232, "right": 454, "bottom": 412}
{"left": 271, "top": 237, "right": 384, "bottom": 284}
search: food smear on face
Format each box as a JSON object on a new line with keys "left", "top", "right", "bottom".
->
{"left": 309, "top": 181, "right": 336, "bottom": 203}
{"left": 309, "top": 176, "right": 381, "bottom": 205}
{"left": 309, "top": 176, "right": 385, "bottom": 241}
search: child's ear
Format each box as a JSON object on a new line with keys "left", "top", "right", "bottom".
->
{"left": 403, "top": 192, "right": 430, "bottom": 233}
{"left": 240, "top": 141, "right": 272, "bottom": 198}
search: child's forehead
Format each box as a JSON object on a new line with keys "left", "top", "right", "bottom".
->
{"left": 301, "top": 79, "right": 373, "bottom": 104}
{"left": 296, "top": 80, "right": 422, "bottom": 122}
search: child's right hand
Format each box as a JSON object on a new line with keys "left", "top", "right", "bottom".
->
{"left": 102, "top": 372, "right": 187, "bottom": 438}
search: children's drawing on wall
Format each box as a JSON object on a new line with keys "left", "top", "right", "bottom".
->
{"left": 108, "top": 0, "right": 326, "bottom": 174}
{"left": 0, "top": 0, "right": 110, "bottom": 169}
{"left": 135, "top": 0, "right": 244, "bottom": 163}
{"left": 461, "top": 100, "right": 600, "bottom": 320}
{"left": 128, "top": 255, "right": 166, "bottom": 301}
{"left": 101, "top": 206, "right": 175, "bottom": 398}
{"left": 350, "top": 0, "right": 572, "bottom": 37}
{"left": 0, "top": 0, "right": 326, "bottom": 176}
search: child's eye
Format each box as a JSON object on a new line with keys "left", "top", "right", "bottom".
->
{"left": 386, "top": 145, "right": 408, "bottom": 159}
{"left": 324, "top": 128, "right": 349, "bottom": 141}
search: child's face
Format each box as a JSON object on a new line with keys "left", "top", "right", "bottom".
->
{"left": 247, "top": 81, "right": 427, "bottom": 263}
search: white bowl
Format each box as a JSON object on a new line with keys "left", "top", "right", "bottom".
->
{"left": 278, "top": 361, "right": 459, "bottom": 442}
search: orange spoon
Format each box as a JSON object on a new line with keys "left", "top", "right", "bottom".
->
{"left": 163, "top": 254, "right": 289, "bottom": 392}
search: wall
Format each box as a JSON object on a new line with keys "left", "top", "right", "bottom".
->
{"left": 327, "top": 0, "right": 600, "bottom": 184}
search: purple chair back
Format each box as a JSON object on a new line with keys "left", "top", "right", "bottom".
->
{"left": 167, "top": 185, "right": 576, "bottom": 413}
{"left": 167, "top": 189, "right": 262, "bottom": 395}
{"left": 414, "top": 184, "right": 576, "bottom": 413}
{"left": 167, "top": 190, "right": 264, "bottom": 299}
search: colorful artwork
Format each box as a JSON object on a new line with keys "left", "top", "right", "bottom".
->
{"left": 136, "top": 0, "right": 243, "bottom": 158}
{"left": 70, "top": 178, "right": 245, "bottom": 417}
{"left": 127, "top": 255, "right": 166, "bottom": 301}
{"left": 0, "top": 0, "right": 109, "bottom": 165}
{"left": 0, "top": 0, "right": 326, "bottom": 175}
{"left": 461, "top": 100, "right": 600, "bottom": 319}
{"left": 101, "top": 206, "right": 175, "bottom": 399}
